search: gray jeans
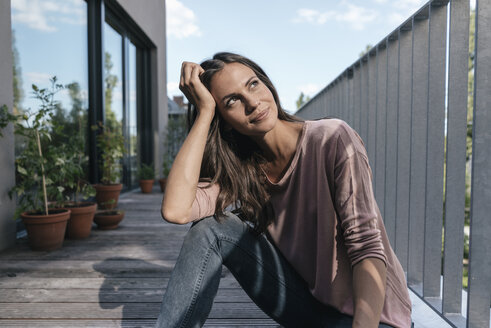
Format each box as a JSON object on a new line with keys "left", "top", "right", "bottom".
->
{"left": 155, "top": 212, "right": 395, "bottom": 328}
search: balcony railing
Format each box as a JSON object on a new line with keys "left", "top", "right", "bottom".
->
{"left": 295, "top": 1, "right": 490, "bottom": 327}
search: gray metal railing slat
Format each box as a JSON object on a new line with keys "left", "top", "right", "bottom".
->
{"left": 334, "top": 79, "right": 340, "bottom": 118}
{"left": 346, "top": 71, "right": 355, "bottom": 127}
{"left": 385, "top": 35, "right": 399, "bottom": 247}
{"left": 354, "top": 64, "right": 361, "bottom": 133}
{"left": 360, "top": 58, "right": 369, "bottom": 145}
{"left": 367, "top": 53, "right": 378, "bottom": 180}
{"left": 408, "top": 13, "right": 430, "bottom": 286}
{"left": 338, "top": 77, "right": 343, "bottom": 119}
{"left": 423, "top": 1, "right": 447, "bottom": 299}
{"left": 324, "top": 89, "right": 328, "bottom": 117}
{"left": 336, "top": 79, "right": 340, "bottom": 117}
{"left": 375, "top": 43, "right": 388, "bottom": 220}
{"left": 342, "top": 73, "right": 347, "bottom": 122}
{"left": 442, "top": 0, "right": 469, "bottom": 318}
{"left": 395, "top": 26, "right": 413, "bottom": 271}
{"left": 467, "top": 0, "right": 491, "bottom": 327}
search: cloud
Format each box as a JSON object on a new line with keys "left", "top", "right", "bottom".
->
{"left": 293, "top": 3, "right": 378, "bottom": 31}
{"left": 25, "top": 72, "right": 52, "bottom": 85}
{"left": 337, "top": 4, "right": 378, "bottom": 30}
{"left": 11, "top": 0, "right": 86, "bottom": 32}
{"left": 391, "top": 0, "right": 426, "bottom": 11}
{"left": 167, "top": 81, "right": 180, "bottom": 95}
{"left": 298, "top": 83, "right": 320, "bottom": 96}
{"left": 388, "top": 12, "right": 406, "bottom": 26}
{"left": 166, "top": 0, "right": 201, "bottom": 39}
{"left": 383, "top": 0, "right": 427, "bottom": 28}
{"left": 293, "top": 9, "right": 335, "bottom": 25}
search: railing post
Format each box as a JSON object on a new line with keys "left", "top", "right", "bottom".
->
{"left": 423, "top": 0, "right": 447, "bottom": 300}
{"left": 360, "top": 56, "right": 369, "bottom": 145}
{"left": 395, "top": 23, "right": 413, "bottom": 272}
{"left": 354, "top": 62, "right": 362, "bottom": 133}
{"left": 442, "top": 0, "right": 469, "bottom": 321}
{"left": 385, "top": 32, "right": 399, "bottom": 247}
{"left": 375, "top": 42, "right": 388, "bottom": 220}
{"left": 408, "top": 7, "right": 430, "bottom": 287}
{"left": 367, "top": 51, "right": 378, "bottom": 180}
{"left": 466, "top": 0, "right": 491, "bottom": 326}
{"left": 349, "top": 69, "right": 354, "bottom": 127}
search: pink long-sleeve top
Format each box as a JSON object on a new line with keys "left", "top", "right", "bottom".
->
{"left": 190, "top": 119, "right": 412, "bottom": 328}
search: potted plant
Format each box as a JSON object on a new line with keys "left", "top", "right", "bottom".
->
{"left": 56, "top": 143, "right": 96, "bottom": 239}
{"left": 1, "top": 78, "right": 71, "bottom": 251}
{"left": 93, "top": 208, "right": 125, "bottom": 230}
{"left": 92, "top": 121, "right": 124, "bottom": 209}
{"left": 138, "top": 163, "right": 155, "bottom": 193}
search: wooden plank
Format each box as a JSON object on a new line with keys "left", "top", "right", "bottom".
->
{"left": 0, "top": 319, "right": 280, "bottom": 327}
{"left": 0, "top": 246, "right": 183, "bottom": 261}
{"left": 0, "top": 302, "right": 271, "bottom": 319}
{"left": 0, "top": 260, "right": 232, "bottom": 277}
{"left": 0, "top": 276, "right": 242, "bottom": 289}
{"left": 0, "top": 287, "right": 252, "bottom": 303}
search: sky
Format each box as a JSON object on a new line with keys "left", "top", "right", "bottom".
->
{"left": 10, "top": 0, "right": 476, "bottom": 115}
{"left": 166, "top": 0, "right": 432, "bottom": 113}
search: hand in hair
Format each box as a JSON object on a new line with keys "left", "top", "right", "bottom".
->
{"left": 179, "top": 61, "right": 216, "bottom": 118}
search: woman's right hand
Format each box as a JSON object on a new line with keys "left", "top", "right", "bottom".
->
{"left": 179, "top": 62, "right": 216, "bottom": 118}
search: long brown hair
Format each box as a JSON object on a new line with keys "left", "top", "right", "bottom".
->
{"left": 188, "top": 52, "right": 301, "bottom": 234}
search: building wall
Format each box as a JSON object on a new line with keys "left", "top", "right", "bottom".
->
{"left": 118, "top": 0, "right": 168, "bottom": 178}
{"left": 0, "top": 0, "right": 17, "bottom": 251}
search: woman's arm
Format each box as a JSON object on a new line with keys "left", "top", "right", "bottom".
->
{"left": 352, "top": 257, "right": 387, "bottom": 328}
{"left": 331, "top": 122, "right": 389, "bottom": 326}
{"left": 161, "top": 62, "right": 216, "bottom": 224}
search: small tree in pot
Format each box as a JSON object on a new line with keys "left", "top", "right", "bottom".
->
{"left": 0, "top": 78, "right": 71, "bottom": 251}
{"left": 138, "top": 163, "right": 155, "bottom": 193}
{"left": 55, "top": 131, "right": 96, "bottom": 239}
{"left": 92, "top": 121, "right": 124, "bottom": 209}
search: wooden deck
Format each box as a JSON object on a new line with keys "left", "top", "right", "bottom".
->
{"left": 0, "top": 187, "right": 280, "bottom": 327}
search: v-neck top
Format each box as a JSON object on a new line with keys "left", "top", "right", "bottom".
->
{"left": 261, "top": 121, "right": 307, "bottom": 186}
{"left": 189, "top": 119, "right": 412, "bottom": 328}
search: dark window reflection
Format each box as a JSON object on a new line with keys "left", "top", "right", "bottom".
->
{"left": 128, "top": 42, "right": 138, "bottom": 187}
{"left": 104, "top": 22, "right": 124, "bottom": 184}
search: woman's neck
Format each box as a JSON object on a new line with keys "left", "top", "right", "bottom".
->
{"left": 252, "top": 120, "right": 304, "bottom": 182}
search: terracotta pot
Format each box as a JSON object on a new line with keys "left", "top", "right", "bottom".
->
{"left": 94, "top": 210, "right": 125, "bottom": 230}
{"left": 159, "top": 178, "right": 167, "bottom": 193}
{"left": 21, "top": 209, "right": 71, "bottom": 251}
{"left": 139, "top": 179, "right": 154, "bottom": 193}
{"left": 94, "top": 184, "right": 123, "bottom": 209}
{"left": 64, "top": 202, "right": 97, "bottom": 239}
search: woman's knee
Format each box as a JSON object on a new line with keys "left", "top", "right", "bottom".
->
{"left": 186, "top": 212, "right": 248, "bottom": 245}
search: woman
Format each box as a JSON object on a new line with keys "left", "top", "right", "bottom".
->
{"left": 157, "top": 52, "right": 412, "bottom": 328}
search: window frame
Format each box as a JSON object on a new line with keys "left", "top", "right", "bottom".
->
{"left": 87, "top": 0, "right": 154, "bottom": 188}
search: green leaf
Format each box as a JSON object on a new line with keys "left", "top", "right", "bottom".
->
{"left": 17, "top": 166, "right": 28, "bottom": 175}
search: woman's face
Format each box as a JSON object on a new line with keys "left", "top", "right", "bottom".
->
{"left": 209, "top": 62, "right": 278, "bottom": 137}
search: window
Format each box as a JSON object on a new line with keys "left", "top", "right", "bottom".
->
{"left": 11, "top": 0, "right": 153, "bottom": 191}
{"left": 11, "top": 0, "right": 89, "bottom": 165}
